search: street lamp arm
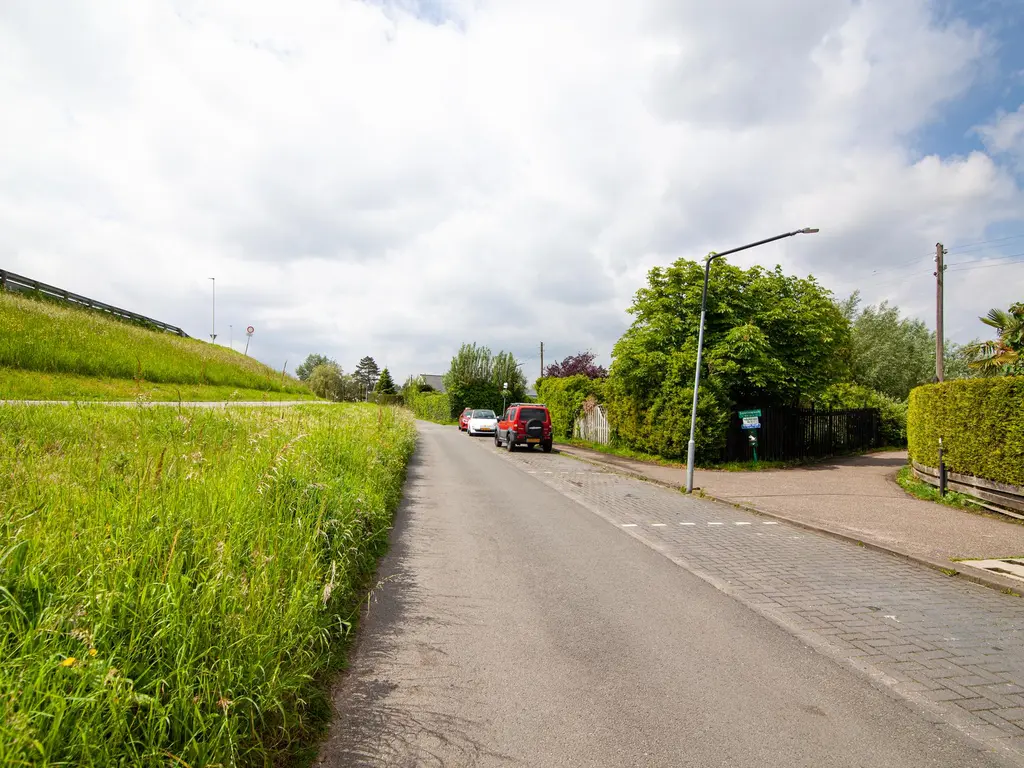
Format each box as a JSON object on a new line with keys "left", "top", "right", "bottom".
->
{"left": 705, "top": 228, "right": 818, "bottom": 265}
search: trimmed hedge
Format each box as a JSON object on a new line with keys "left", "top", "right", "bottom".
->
{"left": 908, "top": 377, "right": 1024, "bottom": 486}
{"left": 405, "top": 390, "right": 452, "bottom": 423}
{"left": 535, "top": 376, "right": 607, "bottom": 441}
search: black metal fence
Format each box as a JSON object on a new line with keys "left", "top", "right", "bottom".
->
{"left": 0, "top": 269, "right": 189, "bottom": 337}
{"left": 722, "top": 406, "right": 879, "bottom": 463}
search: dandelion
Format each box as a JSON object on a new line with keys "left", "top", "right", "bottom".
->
{"left": 88, "top": 648, "right": 98, "bottom": 657}
{"left": 60, "top": 657, "right": 77, "bottom": 667}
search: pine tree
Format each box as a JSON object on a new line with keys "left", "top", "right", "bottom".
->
{"left": 374, "top": 368, "right": 397, "bottom": 395}
{"left": 354, "top": 356, "right": 380, "bottom": 394}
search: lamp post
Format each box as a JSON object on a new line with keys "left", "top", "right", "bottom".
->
{"left": 684, "top": 228, "right": 819, "bottom": 493}
{"left": 502, "top": 382, "right": 509, "bottom": 414}
{"left": 208, "top": 277, "right": 217, "bottom": 343}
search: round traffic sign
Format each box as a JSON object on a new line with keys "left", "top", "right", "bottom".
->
{"left": 246, "top": 326, "right": 254, "bottom": 334}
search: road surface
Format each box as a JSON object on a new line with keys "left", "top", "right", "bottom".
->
{"left": 317, "top": 422, "right": 1018, "bottom": 767}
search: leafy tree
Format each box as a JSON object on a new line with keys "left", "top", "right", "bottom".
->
{"left": 965, "top": 303, "right": 1024, "bottom": 375}
{"left": 491, "top": 351, "right": 527, "bottom": 401}
{"left": 374, "top": 368, "right": 397, "bottom": 395}
{"left": 607, "top": 258, "right": 850, "bottom": 461}
{"left": 354, "top": 356, "right": 380, "bottom": 394}
{"left": 308, "top": 363, "right": 345, "bottom": 401}
{"left": 296, "top": 353, "right": 335, "bottom": 382}
{"left": 847, "top": 299, "right": 935, "bottom": 400}
{"left": 544, "top": 351, "right": 607, "bottom": 379}
{"left": 443, "top": 342, "right": 526, "bottom": 416}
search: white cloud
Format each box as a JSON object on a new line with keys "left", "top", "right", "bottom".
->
{"left": 0, "top": 0, "right": 1022, "bottom": 382}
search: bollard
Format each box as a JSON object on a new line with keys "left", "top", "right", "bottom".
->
{"left": 938, "top": 437, "right": 946, "bottom": 497}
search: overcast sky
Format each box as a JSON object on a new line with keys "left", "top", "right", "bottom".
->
{"left": 2, "top": 0, "right": 1022, "bottom": 383}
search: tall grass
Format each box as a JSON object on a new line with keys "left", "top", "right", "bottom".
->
{"left": 0, "top": 291, "right": 308, "bottom": 394}
{"left": 0, "top": 403, "right": 415, "bottom": 766}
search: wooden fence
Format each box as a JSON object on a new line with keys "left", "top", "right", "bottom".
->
{"left": 0, "top": 269, "right": 190, "bottom": 337}
{"left": 574, "top": 404, "right": 611, "bottom": 445}
{"left": 912, "top": 461, "right": 1024, "bottom": 515}
{"left": 722, "top": 406, "right": 879, "bottom": 462}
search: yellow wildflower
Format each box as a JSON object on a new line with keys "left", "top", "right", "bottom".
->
{"left": 60, "top": 657, "right": 77, "bottom": 667}
{"left": 88, "top": 648, "right": 97, "bottom": 657}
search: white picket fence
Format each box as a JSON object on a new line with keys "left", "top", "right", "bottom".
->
{"left": 574, "top": 404, "right": 610, "bottom": 445}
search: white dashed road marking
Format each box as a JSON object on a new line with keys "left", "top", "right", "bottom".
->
{"left": 651, "top": 523, "right": 667, "bottom": 527}
{"left": 708, "top": 522, "right": 724, "bottom": 526}
{"left": 735, "top": 522, "right": 752, "bottom": 526}
{"left": 622, "top": 524, "right": 638, "bottom": 528}
{"left": 680, "top": 522, "right": 696, "bottom": 526}
{"left": 763, "top": 522, "right": 779, "bottom": 525}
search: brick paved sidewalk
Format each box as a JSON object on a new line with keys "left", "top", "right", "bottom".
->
{"left": 555, "top": 443, "right": 1024, "bottom": 590}
{"left": 470, "top": 440, "right": 1024, "bottom": 763}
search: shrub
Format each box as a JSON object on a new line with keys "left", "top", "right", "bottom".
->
{"left": 908, "top": 376, "right": 1024, "bottom": 486}
{"left": 535, "top": 375, "right": 607, "bottom": 441}
{"left": 813, "top": 382, "right": 907, "bottom": 446}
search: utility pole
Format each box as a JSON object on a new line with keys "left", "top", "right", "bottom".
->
{"left": 208, "top": 277, "right": 216, "bottom": 343}
{"left": 935, "top": 243, "right": 945, "bottom": 382}
{"left": 540, "top": 341, "right": 544, "bottom": 379}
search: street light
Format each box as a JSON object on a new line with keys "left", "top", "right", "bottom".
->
{"left": 208, "top": 277, "right": 216, "bottom": 343}
{"left": 684, "top": 228, "right": 819, "bottom": 493}
{"left": 502, "top": 382, "right": 509, "bottom": 414}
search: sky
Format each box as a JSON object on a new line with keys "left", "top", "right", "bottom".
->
{"left": 1, "top": 0, "right": 1022, "bottom": 384}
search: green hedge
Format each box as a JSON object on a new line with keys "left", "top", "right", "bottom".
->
{"left": 404, "top": 390, "right": 452, "bottom": 423}
{"left": 535, "top": 376, "right": 607, "bottom": 441}
{"left": 908, "top": 377, "right": 1024, "bottom": 486}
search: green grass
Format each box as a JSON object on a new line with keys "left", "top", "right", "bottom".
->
{"left": 896, "top": 465, "right": 982, "bottom": 511}
{"left": 0, "top": 402, "right": 416, "bottom": 766}
{"left": 0, "top": 368, "right": 317, "bottom": 402}
{"left": 0, "top": 291, "right": 310, "bottom": 395}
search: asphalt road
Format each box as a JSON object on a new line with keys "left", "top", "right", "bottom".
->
{"left": 317, "top": 423, "right": 1009, "bottom": 767}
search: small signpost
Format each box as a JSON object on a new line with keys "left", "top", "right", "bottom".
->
{"left": 244, "top": 326, "right": 254, "bottom": 357}
{"left": 739, "top": 409, "right": 761, "bottom": 463}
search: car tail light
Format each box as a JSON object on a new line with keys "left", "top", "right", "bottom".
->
{"left": 515, "top": 420, "right": 526, "bottom": 436}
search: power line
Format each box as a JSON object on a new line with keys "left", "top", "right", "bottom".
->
{"left": 946, "top": 250, "right": 1024, "bottom": 268}
{"left": 946, "top": 258, "right": 1024, "bottom": 273}
{"left": 945, "top": 233, "right": 1024, "bottom": 253}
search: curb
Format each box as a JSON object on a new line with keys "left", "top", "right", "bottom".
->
{"left": 554, "top": 444, "right": 1024, "bottom": 598}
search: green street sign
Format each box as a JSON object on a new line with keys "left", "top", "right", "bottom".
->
{"left": 738, "top": 409, "right": 761, "bottom": 419}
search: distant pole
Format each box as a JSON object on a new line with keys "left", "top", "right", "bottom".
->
{"left": 208, "top": 277, "right": 216, "bottom": 343}
{"left": 540, "top": 341, "right": 544, "bottom": 379}
{"left": 935, "top": 243, "right": 945, "bottom": 382}
{"left": 229, "top": 324, "right": 233, "bottom": 349}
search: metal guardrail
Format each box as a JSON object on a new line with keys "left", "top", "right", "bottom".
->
{"left": 0, "top": 269, "right": 190, "bottom": 337}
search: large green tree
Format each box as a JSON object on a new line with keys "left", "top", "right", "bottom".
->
{"left": 846, "top": 296, "right": 935, "bottom": 400}
{"left": 607, "top": 258, "right": 850, "bottom": 460}
{"left": 296, "top": 353, "right": 335, "bottom": 382}
{"left": 443, "top": 343, "right": 526, "bottom": 416}
{"left": 354, "top": 356, "right": 380, "bottom": 395}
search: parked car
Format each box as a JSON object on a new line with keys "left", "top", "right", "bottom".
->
{"left": 496, "top": 403, "right": 553, "bottom": 452}
{"left": 467, "top": 409, "right": 498, "bottom": 436}
{"left": 459, "top": 407, "right": 473, "bottom": 432}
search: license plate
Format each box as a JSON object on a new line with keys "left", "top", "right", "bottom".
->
{"left": 480, "top": 426, "right": 493, "bottom": 431}
{"left": 527, "top": 438, "right": 540, "bottom": 444}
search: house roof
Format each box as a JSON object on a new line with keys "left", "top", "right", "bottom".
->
{"left": 420, "top": 374, "right": 446, "bottom": 393}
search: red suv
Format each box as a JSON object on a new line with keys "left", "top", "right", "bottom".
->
{"left": 496, "top": 403, "right": 553, "bottom": 453}
{"left": 458, "top": 408, "right": 473, "bottom": 432}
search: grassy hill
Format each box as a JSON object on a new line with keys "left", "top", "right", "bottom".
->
{"left": 0, "top": 291, "right": 313, "bottom": 400}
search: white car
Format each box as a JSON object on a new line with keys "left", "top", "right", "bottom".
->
{"left": 467, "top": 409, "right": 498, "bottom": 436}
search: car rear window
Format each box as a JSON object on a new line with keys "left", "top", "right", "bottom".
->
{"left": 473, "top": 410, "right": 495, "bottom": 418}
{"left": 517, "top": 407, "right": 548, "bottom": 422}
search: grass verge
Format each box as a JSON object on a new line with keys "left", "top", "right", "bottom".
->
{"left": 0, "top": 291, "right": 309, "bottom": 394}
{"left": 896, "top": 465, "right": 982, "bottom": 511}
{"left": 0, "top": 402, "right": 415, "bottom": 766}
{"left": 0, "top": 368, "right": 317, "bottom": 402}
